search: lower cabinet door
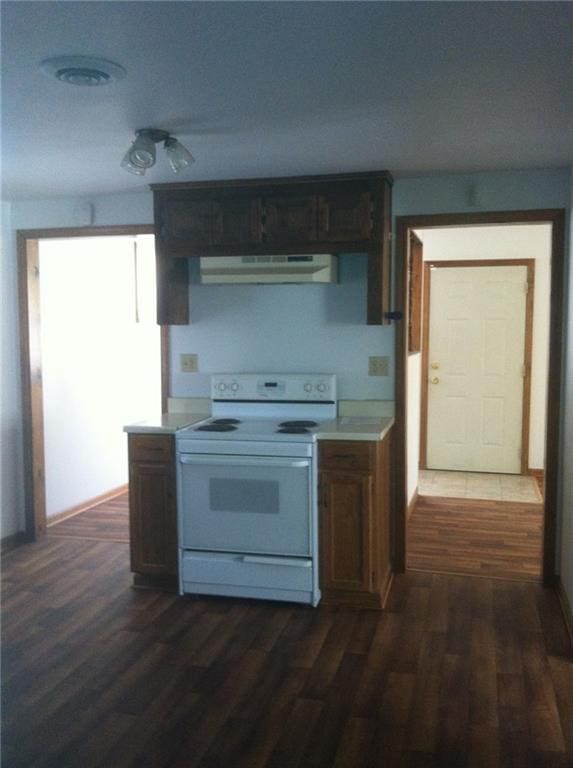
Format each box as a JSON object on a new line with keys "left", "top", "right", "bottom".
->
{"left": 129, "top": 460, "right": 177, "bottom": 577}
{"left": 320, "top": 471, "right": 373, "bottom": 594}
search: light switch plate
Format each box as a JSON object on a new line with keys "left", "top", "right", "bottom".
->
{"left": 368, "top": 356, "right": 390, "bottom": 376}
{"left": 180, "top": 354, "right": 198, "bottom": 373}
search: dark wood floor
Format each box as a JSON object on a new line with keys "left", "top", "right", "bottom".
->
{"left": 2, "top": 527, "right": 572, "bottom": 767}
{"left": 408, "top": 495, "right": 544, "bottom": 581}
{"left": 49, "top": 492, "right": 130, "bottom": 542}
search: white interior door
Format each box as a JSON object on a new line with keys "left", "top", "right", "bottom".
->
{"left": 426, "top": 265, "right": 528, "bottom": 474}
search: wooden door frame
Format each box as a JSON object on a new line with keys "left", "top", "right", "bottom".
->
{"left": 419, "top": 258, "right": 535, "bottom": 474}
{"left": 17, "top": 225, "right": 167, "bottom": 541}
{"left": 394, "top": 209, "right": 566, "bottom": 586}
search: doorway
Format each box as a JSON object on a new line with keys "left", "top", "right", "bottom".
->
{"left": 18, "top": 225, "right": 168, "bottom": 540}
{"left": 394, "top": 209, "right": 565, "bottom": 585}
{"left": 423, "top": 260, "right": 535, "bottom": 475}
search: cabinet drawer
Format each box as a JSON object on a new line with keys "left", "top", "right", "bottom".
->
{"left": 319, "top": 441, "right": 373, "bottom": 471}
{"left": 128, "top": 434, "right": 174, "bottom": 463}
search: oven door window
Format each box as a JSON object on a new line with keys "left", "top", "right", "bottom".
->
{"left": 179, "top": 455, "right": 312, "bottom": 556}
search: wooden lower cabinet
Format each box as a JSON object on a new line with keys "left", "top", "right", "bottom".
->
{"left": 319, "top": 433, "right": 392, "bottom": 608}
{"left": 128, "top": 434, "right": 178, "bottom": 590}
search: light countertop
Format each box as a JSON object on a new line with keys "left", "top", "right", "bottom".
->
{"left": 123, "top": 413, "right": 208, "bottom": 434}
{"left": 316, "top": 416, "right": 394, "bottom": 442}
{"left": 124, "top": 414, "right": 393, "bottom": 441}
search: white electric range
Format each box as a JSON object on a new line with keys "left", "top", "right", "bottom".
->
{"left": 176, "top": 373, "right": 337, "bottom": 606}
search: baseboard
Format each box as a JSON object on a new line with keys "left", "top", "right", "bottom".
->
{"left": 132, "top": 573, "right": 178, "bottom": 593}
{"left": 1, "top": 531, "right": 28, "bottom": 554}
{"left": 528, "top": 468, "right": 545, "bottom": 493}
{"left": 407, "top": 488, "right": 419, "bottom": 521}
{"left": 556, "top": 578, "right": 573, "bottom": 648}
{"left": 47, "top": 484, "right": 128, "bottom": 527}
{"left": 527, "top": 468, "right": 544, "bottom": 479}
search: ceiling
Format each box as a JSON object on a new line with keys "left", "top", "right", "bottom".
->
{"left": 2, "top": 1, "right": 572, "bottom": 200}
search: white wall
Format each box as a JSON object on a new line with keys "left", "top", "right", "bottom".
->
{"left": 406, "top": 224, "right": 551, "bottom": 501}
{"left": 560, "top": 169, "right": 573, "bottom": 610}
{"left": 2, "top": 167, "right": 570, "bottom": 542}
{"left": 1, "top": 202, "right": 25, "bottom": 537}
{"left": 171, "top": 254, "right": 393, "bottom": 400}
{"left": 39, "top": 235, "right": 160, "bottom": 517}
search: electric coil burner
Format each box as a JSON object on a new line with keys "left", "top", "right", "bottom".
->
{"left": 176, "top": 373, "right": 337, "bottom": 606}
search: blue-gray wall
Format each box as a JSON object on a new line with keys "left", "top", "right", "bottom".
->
{"left": 2, "top": 167, "right": 570, "bottom": 556}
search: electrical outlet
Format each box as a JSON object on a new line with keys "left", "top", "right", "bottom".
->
{"left": 368, "top": 355, "right": 390, "bottom": 376}
{"left": 180, "top": 354, "right": 198, "bottom": 373}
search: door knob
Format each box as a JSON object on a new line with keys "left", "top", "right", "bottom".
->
{"left": 430, "top": 377, "right": 440, "bottom": 384}
{"left": 431, "top": 362, "right": 440, "bottom": 370}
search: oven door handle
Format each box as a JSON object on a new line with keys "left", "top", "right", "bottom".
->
{"left": 178, "top": 455, "right": 310, "bottom": 469}
{"left": 241, "top": 555, "right": 312, "bottom": 568}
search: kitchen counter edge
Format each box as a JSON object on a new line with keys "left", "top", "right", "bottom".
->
{"left": 123, "top": 413, "right": 208, "bottom": 435}
{"left": 316, "top": 416, "right": 394, "bottom": 442}
{"left": 123, "top": 414, "right": 394, "bottom": 441}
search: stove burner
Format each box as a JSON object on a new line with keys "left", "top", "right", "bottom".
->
{"left": 277, "top": 427, "right": 311, "bottom": 434}
{"left": 196, "top": 424, "right": 238, "bottom": 432}
{"left": 211, "top": 418, "right": 241, "bottom": 425}
{"left": 278, "top": 420, "right": 318, "bottom": 429}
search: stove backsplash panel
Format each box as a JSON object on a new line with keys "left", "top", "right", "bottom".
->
{"left": 170, "top": 255, "right": 394, "bottom": 401}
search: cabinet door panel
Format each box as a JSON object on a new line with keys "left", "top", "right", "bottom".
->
{"left": 320, "top": 471, "right": 373, "bottom": 592}
{"left": 318, "top": 190, "right": 372, "bottom": 242}
{"left": 264, "top": 194, "right": 318, "bottom": 245}
{"left": 159, "top": 198, "right": 213, "bottom": 247}
{"left": 129, "top": 461, "right": 177, "bottom": 576}
{"left": 212, "top": 196, "right": 263, "bottom": 247}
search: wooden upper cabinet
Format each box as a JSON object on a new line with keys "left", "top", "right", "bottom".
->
{"left": 263, "top": 192, "right": 318, "bottom": 245}
{"left": 212, "top": 195, "right": 263, "bottom": 247}
{"left": 151, "top": 171, "right": 392, "bottom": 325}
{"left": 157, "top": 195, "right": 212, "bottom": 250}
{"left": 156, "top": 193, "right": 263, "bottom": 252}
{"left": 317, "top": 187, "right": 373, "bottom": 243}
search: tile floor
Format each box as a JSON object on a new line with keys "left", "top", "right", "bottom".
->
{"left": 418, "top": 469, "right": 543, "bottom": 503}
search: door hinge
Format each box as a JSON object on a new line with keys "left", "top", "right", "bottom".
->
{"left": 524, "top": 282, "right": 529, "bottom": 294}
{"left": 522, "top": 364, "right": 527, "bottom": 378}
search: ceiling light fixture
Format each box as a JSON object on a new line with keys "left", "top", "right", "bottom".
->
{"left": 121, "top": 129, "right": 194, "bottom": 176}
{"left": 40, "top": 55, "right": 126, "bottom": 86}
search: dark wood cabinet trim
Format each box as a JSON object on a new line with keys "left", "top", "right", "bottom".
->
{"left": 152, "top": 171, "right": 393, "bottom": 325}
{"left": 151, "top": 170, "right": 393, "bottom": 192}
{"left": 408, "top": 232, "right": 423, "bottom": 352}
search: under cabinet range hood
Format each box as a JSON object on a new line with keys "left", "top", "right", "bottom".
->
{"left": 199, "top": 254, "right": 337, "bottom": 284}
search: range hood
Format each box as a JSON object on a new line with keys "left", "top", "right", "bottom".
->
{"left": 200, "top": 254, "right": 337, "bottom": 284}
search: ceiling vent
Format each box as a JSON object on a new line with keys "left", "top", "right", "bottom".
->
{"left": 40, "top": 56, "right": 126, "bottom": 86}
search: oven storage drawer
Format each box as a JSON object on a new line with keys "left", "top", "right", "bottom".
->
{"left": 181, "top": 550, "right": 314, "bottom": 603}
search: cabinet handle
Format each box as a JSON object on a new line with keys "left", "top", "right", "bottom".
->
{"left": 242, "top": 556, "right": 311, "bottom": 568}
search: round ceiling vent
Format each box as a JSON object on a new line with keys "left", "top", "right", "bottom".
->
{"left": 40, "top": 56, "right": 126, "bottom": 86}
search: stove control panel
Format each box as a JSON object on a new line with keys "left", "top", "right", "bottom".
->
{"left": 211, "top": 374, "right": 336, "bottom": 402}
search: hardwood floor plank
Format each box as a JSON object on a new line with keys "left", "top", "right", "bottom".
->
{"left": 48, "top": 492, "right": 129, "bottom": 542}
{"left": 2, "top": 525, "right": 572, "bottom": 768}
{"left": 408, "top": 495, "right": 543, "bottom": 580}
